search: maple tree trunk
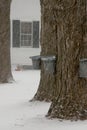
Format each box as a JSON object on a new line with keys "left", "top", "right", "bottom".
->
{"left": 34, "top": 0, "right": 87, "bottom": 120}
{"left": 33, "top": 0, "right": 57, "bottom": 101}
{"left": 0, "top": 0, "right": 13, "bottom": 83}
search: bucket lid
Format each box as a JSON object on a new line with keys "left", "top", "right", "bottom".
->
{"left": 41, "top": 56, "right": 56, "bottom": 61}
{"left": 30, "top": 55, "right": 41, "bottom": 60}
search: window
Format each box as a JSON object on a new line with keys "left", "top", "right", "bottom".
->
{"left": 13, "top": 20, "right": 39, "bottom": 48}
{"left": 20, "top": 22, "right": 32, "bottom": 47}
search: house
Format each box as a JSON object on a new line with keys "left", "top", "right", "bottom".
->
{"left": 10, "top": 0, "right": 41, "bottom": 68}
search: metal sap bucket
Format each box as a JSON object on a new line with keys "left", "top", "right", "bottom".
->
{"left": 30, "top": 55, "right": 41, "bottom": 69}
{"left": 41, "top": 56, "right": 56, "bottom": 74}
{"left": 79, "top": 58, "right": 87, "bottom": 77}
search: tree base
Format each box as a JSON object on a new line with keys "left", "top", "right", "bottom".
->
{"left": 0, "top": 75, "right": 14, "bottom": 84}
{"left": 31, "top": 92, "right": 53, "bottom": 102}
{"left": 32, "top": 70, "right": 56, "bottom": 102}
{"left": 47, "top": 94, "right": 87, "bottom": 120}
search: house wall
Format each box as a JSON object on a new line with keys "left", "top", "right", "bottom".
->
{"left": 10, "top": 0, "right": 41, "bottom": 66}
{"left": 11, "top": 48, "right": 41, "bottom": 65}
{"left": 10, "top": 0, "right": 40, "bottom": 21}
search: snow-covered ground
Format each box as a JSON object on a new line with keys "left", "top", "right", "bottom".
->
{"left": 0, "top": 70, "right": 87, "bottom": 130}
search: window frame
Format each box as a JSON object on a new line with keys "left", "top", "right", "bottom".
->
{"left": 20, "top": 22, "right": 33, "bottom": 48}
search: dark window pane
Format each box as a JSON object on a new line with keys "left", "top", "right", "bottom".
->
{"left": 21, "top": 22, "right": 32, "bottom": 34}
{"left": 21, "top": 40, "right": 31, "bottom": 46}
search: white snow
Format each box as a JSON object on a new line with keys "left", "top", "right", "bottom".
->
{"left": 0, "top": 70, "right": 87, "bottom": 130}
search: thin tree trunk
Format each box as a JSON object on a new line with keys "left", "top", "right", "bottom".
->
{"left": 0, "top": 0, "right": 13, "bottom": 83}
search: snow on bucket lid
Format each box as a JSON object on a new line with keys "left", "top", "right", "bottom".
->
{"left": 41, "top": 56, "right": 56, "bottom": 61}
{"left": 80, "top": 58, "right": 87, "bottom": 62}
{"left": 30, "top": 55, "right": 41, "bottom": 60}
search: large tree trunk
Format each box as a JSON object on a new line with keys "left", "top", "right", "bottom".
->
{"left": 0, "top": 0, "right": 13, "bottom": 83}
{"left": 47, "top": 0, "right": 87, "bottom": 120}
{"left": 33, "top": 0, "right": 57, "bottom": 101}
{"left": 34, "top": 0, "right": 87, "bottom": 120}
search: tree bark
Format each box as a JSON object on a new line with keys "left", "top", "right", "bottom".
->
{"left": 33, "top": 0, "right": 58, "bottom": 101}
{"left": 0, "top": 0, "right": 13, "bottom": 83}
{"left": 47, "top": 0, "right": 87, "bottom": 120}
{"left": 34, "top": 0, "right": 87, "bottom": 120}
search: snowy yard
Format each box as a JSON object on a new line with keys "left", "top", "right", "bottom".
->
{"left": 0, "top": 70, "right": 87, "bottom": 130}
